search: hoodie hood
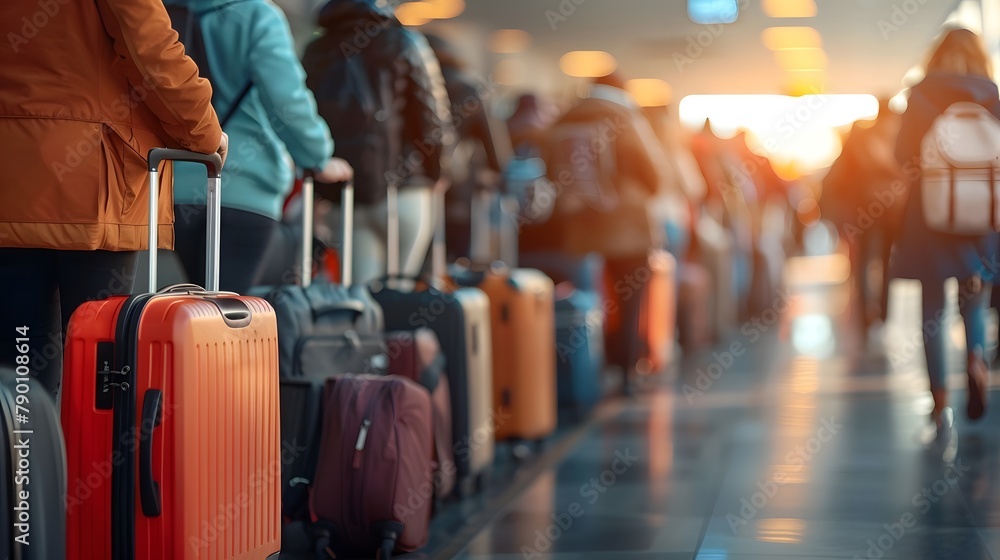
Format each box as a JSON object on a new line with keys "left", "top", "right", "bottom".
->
{"left": 317, "top": 0, "right": 398, "bottom": 30}
{"left": 912, "top": 71, "right": 1000, "bottom": 108}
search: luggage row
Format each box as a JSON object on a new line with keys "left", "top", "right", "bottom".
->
{"left": 2, "top": 149, "right": 683, "bottom": 559}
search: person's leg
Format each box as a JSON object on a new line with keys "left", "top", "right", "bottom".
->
{"left": 0, "top": 249, "right": 60, "bottom": 397}
{"left": 217, "top": 208, "right": 280, "bottom": 294}
{"left": 879, "top": 227, "right": 893, "bottom": 323}
{"left": 396, "top": 186, "right": 436, "bottom": 280}
{"left": 959, "top": 278, "right": 990, "bottom": 420}
{"left": 921, "top": 280, "right": 949, "bottom": 424}
{"left": 172, "top": 204, "right": 207, "bottom": 287}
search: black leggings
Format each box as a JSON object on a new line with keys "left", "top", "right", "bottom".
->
{"left": 0, "top": 248, "right": 138, "bottom": 398}
{"left": 173, "top": 205, "right": 280, "bottom": 294}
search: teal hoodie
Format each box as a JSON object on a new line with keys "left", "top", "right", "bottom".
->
{"left": 166, "top": 0, "right": 333, "bottom": 220}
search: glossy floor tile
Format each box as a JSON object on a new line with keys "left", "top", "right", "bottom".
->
{"left": 419, "top": 268, "right": 1000, "bottom": 559}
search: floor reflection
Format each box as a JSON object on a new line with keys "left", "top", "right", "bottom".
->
{"left": 430, "top": 243, "right": 1000, "bottom": 560}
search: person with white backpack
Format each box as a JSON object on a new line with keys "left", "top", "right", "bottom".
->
{"left": 893, "top": 28, "right": 1000, "bottom": 436}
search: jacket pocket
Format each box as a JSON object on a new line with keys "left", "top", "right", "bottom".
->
{"left": 100, "top": 124, "right": 148, "bottom": 218}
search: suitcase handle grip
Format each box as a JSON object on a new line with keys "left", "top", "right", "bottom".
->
{"left": 140, "top": 389, "right": 164, "bottom": 518}
{"left": 146, "top": 148, "right": 225, "bottom": 293}
{"left": 299, "top": 173, "right": 353, "bottom": 288}
{"left": 147, "top": 149, "right": 222, "bottom": 177}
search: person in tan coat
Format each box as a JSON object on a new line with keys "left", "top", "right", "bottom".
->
{"left": 0, "top": 0, "right": 227, "bottom": 397}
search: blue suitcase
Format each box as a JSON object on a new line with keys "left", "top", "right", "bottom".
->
{"left": 555, "top": 287, "right": 605, "bottom": 422}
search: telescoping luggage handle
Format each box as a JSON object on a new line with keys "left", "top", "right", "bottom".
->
{"left": 147, "top": 148, "right": 224, "bottom": 293}
{"left": 385, "top": 180, "right": 446, "bottom": 288}
{"left": 299, "top": 172, "right": 354, "bottom": 288}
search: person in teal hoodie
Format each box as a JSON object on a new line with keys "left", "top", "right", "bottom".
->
{"left": 166, "top": 0, "right": 352, "bottom": 292}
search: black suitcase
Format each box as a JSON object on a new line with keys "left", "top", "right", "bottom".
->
{"left": 0, "top": 367, "right": 66, "bottom": 560}
{"left": 371, "top": 183, "right": 494, "bottom": 496}
{"left": 258, "top": 175, "right": 387, "bottom": 378}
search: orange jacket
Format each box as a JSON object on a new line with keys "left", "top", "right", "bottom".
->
{"left": 0, "top": 0, "right": 221, "bottom": 251}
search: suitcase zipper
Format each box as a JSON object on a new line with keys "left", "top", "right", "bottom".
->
{"left": 352, "top": 419, "right": 371, "bottom": 469}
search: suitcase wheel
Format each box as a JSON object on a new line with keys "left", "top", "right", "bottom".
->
{"left": 380, "top": 537, "right": 395, "bottom": 560}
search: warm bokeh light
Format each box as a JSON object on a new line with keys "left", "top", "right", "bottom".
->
{"left": 395, "top": 0, "right": 464, "bottom": 25}
{"left": 761, "top": 26, "right": 822, "bottom": 50}
{"left": 559, "top": 51, "right": 617, "bottom": 78}
{"left": 762, "top": 0, "right": 817, "bottom": 18}
{"left": 902, "top": 65, "right": 924, "bottom": 87}
{"left": 679, "top": 94, "right": 879, "bottom": 173}
{"left": 785, "top": 70, "right": 826, "bottom": 97}
{"left": 774, "top": 48, "right": 827, "bottom": 70}
{"left": 625, "top": 79, "right": 673, "bottom": 107}
{"left": 395, "top": 2, "right": 432, "bottom": 25}
{"left": 889, "top": 89, "right": 909, "bottom": 113}
{"left": 493, "top": 59, "right": 526, "bottom": 86}
{"left": 425, "top": 0, "right": 465, "bottom": 19}
{"left": 489, "top": 29, "right": 532, "bottom": 54}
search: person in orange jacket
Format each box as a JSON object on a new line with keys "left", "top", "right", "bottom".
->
{"left": 0, "top": 0, "right": 227, "bottom": 397}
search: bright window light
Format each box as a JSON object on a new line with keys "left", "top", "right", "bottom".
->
{"left": 688, "top": 0, "right": 740, "bottom": 24}
{"left": 679, "top": 94, "right": 880, "bottom": 174}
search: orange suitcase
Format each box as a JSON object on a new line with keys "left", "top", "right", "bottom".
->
{"left": 452, "top": 191, "right": 557, "bottom": 443}
{"left": 603, "top": 249, "right": 676, "bottom": 389}
{"left": 61, "top": 150, "right": 281, "bottom": 560}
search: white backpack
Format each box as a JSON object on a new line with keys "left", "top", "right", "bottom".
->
{"left": 920, "top": 101, "right": 1000, "bottom": 235}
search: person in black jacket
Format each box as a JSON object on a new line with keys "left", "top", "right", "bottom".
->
{"left": 425, "top": 34, "right": 511, "bottom": 262}
{"left": 303, "top": 0, "right": 454, "bottom": 285}
{"left": 892, "top": 28, "right": 999, "bottom": 434}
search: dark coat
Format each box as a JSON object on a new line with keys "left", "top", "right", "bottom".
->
{"left": 892, "top": 71, "right": 1000, "bottom": 283}
{"left": 303, "top": 0, "right": 453, "bottom": 201}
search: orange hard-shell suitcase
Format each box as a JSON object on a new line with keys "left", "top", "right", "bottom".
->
{"left": 452, "top": 191, "right": 557, "bottom": 443}
{"left": 61, "top": 150, "right": 281, "bottom": 560}
{"left": 473, "top": 266, "right": 557, "bottom": 441}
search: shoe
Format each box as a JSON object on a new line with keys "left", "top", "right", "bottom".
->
{"left": 967, "top": 351, "right": 988, "bottom": 421}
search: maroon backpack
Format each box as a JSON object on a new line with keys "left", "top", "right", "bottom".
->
{"left": 308, "top": 374, "right": 434, "bottom": 559}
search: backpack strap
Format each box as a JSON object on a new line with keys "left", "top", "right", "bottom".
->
{"left": 219, "top": 80, "right": 253, "bottom": 128}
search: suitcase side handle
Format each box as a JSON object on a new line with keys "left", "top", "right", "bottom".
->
{"left": 146, "top": 148, "right": 225, "bottom": 293}
{"left": 139, "top": 389, "right": 164, "bottom": 517}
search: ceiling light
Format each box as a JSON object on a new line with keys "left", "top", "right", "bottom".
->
{"left": 395, "top": 0, "right": 464, "bottom": 25}
{"left": 395, "top": 2, "right": 432, "bottom": 25}
{"left": 489, "top": 29, "right": 532, "bottom": 54}
{"left": 625, "top": 79, "right": 673, "bottom": 107}
{"left": 762, "top": 0, "right": 817, "bottom": 18}
{"left": 688, "top": 0, "right": 740, "bottom": 24}
{"left": 559, "top": 51, "right": 617, "bottom": 78}
{"left": 424, "top": 0, "right": 465, "bottom": 19}
{"left": 762, "top": 27, "right": 822, "bottom": 50}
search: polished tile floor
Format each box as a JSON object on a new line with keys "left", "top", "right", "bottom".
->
{"left": 421, "top": 256, "right": 1000, "bottom": 560}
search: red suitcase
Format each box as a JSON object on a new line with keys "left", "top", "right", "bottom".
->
{"left": 61, "top": 150, "right": 281, "bottom": 560}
